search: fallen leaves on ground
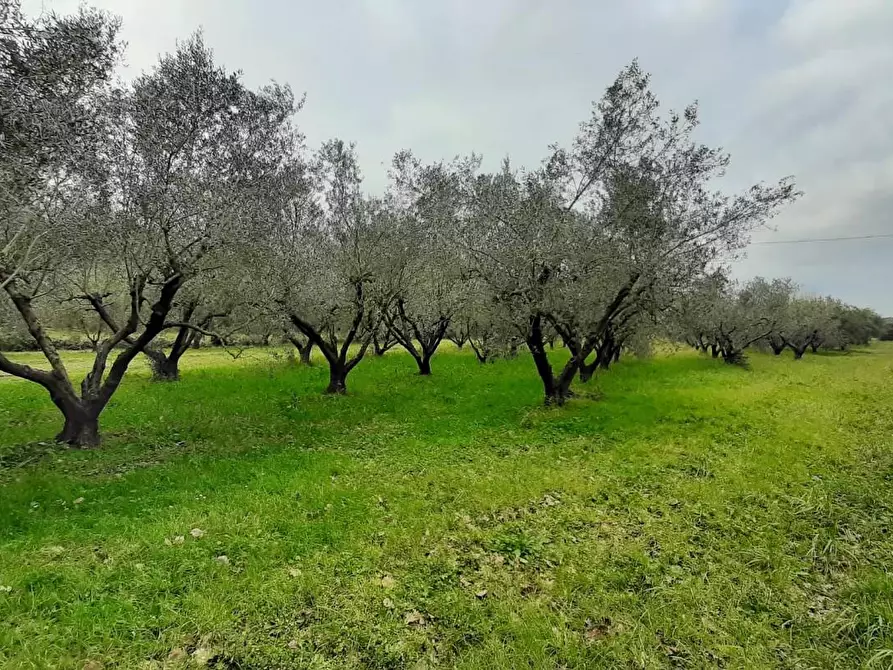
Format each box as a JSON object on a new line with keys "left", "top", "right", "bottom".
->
{"left": 405, "top": 610, "right": 426, "bottom": 626}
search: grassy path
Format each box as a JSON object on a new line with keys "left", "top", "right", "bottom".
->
{"left": 1, "top": 345, "right": 892, "bottom": 668}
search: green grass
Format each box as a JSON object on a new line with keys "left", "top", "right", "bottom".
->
{"left": 2, "top": 344, "right": 893, "bottom": 669}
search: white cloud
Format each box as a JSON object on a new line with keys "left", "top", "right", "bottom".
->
{"left": 776, "top": 0, "right": 891, "bottom": 50}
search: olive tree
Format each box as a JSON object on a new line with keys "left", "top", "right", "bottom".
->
{"left": 0, "top": 14, "right": 299, "bottom": 445}
{"left": 139, "top": 267, "right": 259, "bottom": 380}
{"left": 267, "top": 140, "right": 388, "bottom": 394}
{"left": 380, "top": 152, "right": 475, "bottom": 375}
{"left": 370, "top": 320, "right": 398, "bottom": 356}
{"left": 776, "top": 295, "right": 832, "bottom": 359}
{"left": 284, "top": 329, "right": 316, "bottom": 365}
{"left": 680, "top": 276, "right": 791, "bottom": 365}
{"left": 456, "top": 62, "right": 799, "bottom": 404}
{"left": 464, "top": 281, "right": 517, "bottom": 364}
{"left": 1, "top": 1, "right": 122, "bottom": 445}
{"left": 832, "top": 304, "right": 884, "bottom": 349}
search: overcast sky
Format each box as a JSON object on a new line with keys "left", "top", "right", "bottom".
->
{"left": 25, "top": 0, "right": 893, "bottom": 314}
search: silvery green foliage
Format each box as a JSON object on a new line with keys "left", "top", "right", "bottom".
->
{"left": 676, "top": 275, "right": 793, "bottom": 364}
{"left": 831, "top": 304, "right": 884, "bottom": 348}
{"left": 455, "top": 62, "right": 800, "bottom": 401}
{"left": 775, "top": 294, "right": 832, "bottom": 357}
{"left": 1, "top": 0, "right": 121, "bottom": 292}
{"left": 772, "top": 295, "right": 882, "bottom": 355}
{"left": 266, "top": 140, "right": 390, "bottom": 393}
{"left": 0, "top": 10, "right": 300, "bottom": 444}
{"left": 380, "top": 151, "right": 478, "bottom": 373}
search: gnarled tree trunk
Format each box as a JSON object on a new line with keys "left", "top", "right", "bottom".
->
{"left": 286, "top": 333, "right": 314, "bottom": 365}
{"left": 527, "top": 313, "right": 580, "bottom": 405}
{"left": 383, "top": 298, "right": 449, "bottom": 376}
{"left": 144, "top": 325, "right": 199, "bottom": 382}
{"left": 284, "top": 280, "right": 371, "bottom": 395}
{"left": 138, "top": 303, "right": 225, "bottom": 382}
{"left": 326, "top": 362, "right": 348, "bottom": 394}
{"left": 56, "top": 411, "right": 100, "bottom": 447}
{"left": 417, "top": 355, "right": 433, "bottom": 376}
{"left": 148, "top": 354, "right": 181, "bottom": 381}
{"left": 372, "top": 330, "right": 397, "bottom": 356}
{"left": 49, "top": 387, "right": 102, "bottom": 447}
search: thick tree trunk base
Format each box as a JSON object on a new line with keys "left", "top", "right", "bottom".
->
{"left": 417, "top": 359, "right": 432, "bottom": 376}
{"left": 56, "top": 416, "right": 100, "bottom": 447}
{"left": 149, "top": 355, "right": 180, "bottom": 382}
{"left": 721, "top": 350, "right": 748, "bottom": 367}
{"left": 325, "top": 369, "right": 348, "bottom": 394}
{"left": 544, "top": 389, "right": 574, "bottom": 406}
{"left": 151, "top": 366, "right": 180, "bottom": 382}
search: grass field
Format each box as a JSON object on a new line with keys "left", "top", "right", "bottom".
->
{"left": 1, "top": 344, "right": 892, "bottom": 669}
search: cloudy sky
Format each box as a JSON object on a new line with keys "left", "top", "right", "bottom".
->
{"left": 25, "top": 0, "right": 893, "bottom": 314}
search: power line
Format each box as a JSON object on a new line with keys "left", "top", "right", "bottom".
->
{"left": 751, "top": 233, "right": 893, "bottom": 245}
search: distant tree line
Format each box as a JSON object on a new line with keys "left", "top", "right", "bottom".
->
{"left": 672, "top": 275, "right": 884, "bottom": 365}
{"left": 2, "top": 0, "right": 880, "bottom": 447}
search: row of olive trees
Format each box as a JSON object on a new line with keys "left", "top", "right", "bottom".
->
{"left": 673, "top": 274, "right": 884, "bottom": 364}
{"left": 1, "top": 1, "right": 804, "bottom": 445}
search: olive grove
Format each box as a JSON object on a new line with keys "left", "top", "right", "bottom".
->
{"left": 2, "top": 0, "right": 885, "bottom": 447}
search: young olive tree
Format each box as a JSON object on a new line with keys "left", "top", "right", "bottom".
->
{"left": 267, "top": 140, "right": 388, "bottom": 394}
{"left": 381, "top": 152, "right": 475, "bottom": 375}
